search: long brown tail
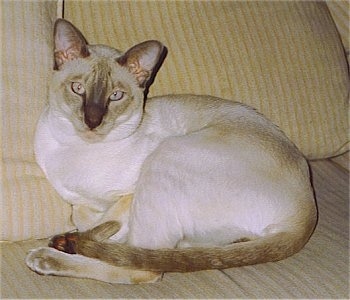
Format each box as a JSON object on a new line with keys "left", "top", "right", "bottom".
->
{"left": 71, "top": 221, "right": 316, "bottom": 273}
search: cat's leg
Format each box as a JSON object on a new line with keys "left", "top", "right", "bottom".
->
{"left": 26, "top": 196, "right": 162, "bottom": 284}
{"left": 50, "top": 221, "right": 121, "bottom": 252}
{"left": 26, "top": 247, "right": 161, "bottom": 284}
{"left": 71, "top": 194, "right": 133, "bottom": 240}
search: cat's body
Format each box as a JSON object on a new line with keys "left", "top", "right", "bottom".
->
{"left": 26, "top": 19, "right": 317, "bottom": 284}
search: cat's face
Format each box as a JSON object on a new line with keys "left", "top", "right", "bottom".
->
{"left": 50, "top": 19, "right": 165, "bottom": 142}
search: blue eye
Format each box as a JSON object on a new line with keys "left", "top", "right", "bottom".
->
{"left": 109, "top": 90, "right": 125, "bottom": 101}
{"left": 71, "top": 82, "right": 85, "bottom": 95}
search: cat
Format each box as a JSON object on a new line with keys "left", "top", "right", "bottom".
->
{"left": 26, "top": 18, "right": 317, "bottom": 284}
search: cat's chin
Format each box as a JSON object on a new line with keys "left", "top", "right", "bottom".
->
{"left": 78, "top": 130, "right": 107, "bottom": 143}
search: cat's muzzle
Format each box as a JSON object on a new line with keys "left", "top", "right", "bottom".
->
{"left": 84, "top": 104, "right": 106, "bottom": 129}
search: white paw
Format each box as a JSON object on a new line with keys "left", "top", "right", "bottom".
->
{"left": 26, "top": 247, "right": 66, "bottom": 275}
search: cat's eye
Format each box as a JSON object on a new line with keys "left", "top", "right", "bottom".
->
{"left": 71, "top": 82, "right": 85, "bottom": 95}
{"left": 109, "top": 90, "right": 125, "bottom": 101}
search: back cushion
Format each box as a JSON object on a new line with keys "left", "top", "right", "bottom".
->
{"left": 1, "top": 0, "right": 75, "bottom": 241}
{"left": 65, "top": 1, "right": 349, "bottom": 159}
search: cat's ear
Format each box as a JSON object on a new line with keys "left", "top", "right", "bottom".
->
{"left": 54, "top": 19, "right": 89, "bottom": 70}
{"left": 117, "top": 40, "right": 166, "bottom": 88}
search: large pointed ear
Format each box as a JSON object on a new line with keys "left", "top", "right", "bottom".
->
{"left": 117, "top": 40, "right": 166, "bottom": 88}
{"left": 54, "top": 19, "right": 89, "bottom": 70}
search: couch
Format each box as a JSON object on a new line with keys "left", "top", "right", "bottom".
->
{"left": 1, "top": 0, "right": 349, "bottom": 298}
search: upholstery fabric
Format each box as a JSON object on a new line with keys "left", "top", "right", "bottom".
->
{"left": 327, "top": 0, "right": 350, "bottom": 60}
{"left": 1, "top": 160, "right": 348, "bottom": 298}
{"left": 1, "top": 0, "right": 74, "bottom": 241}
{"left": 1, "top": 1, "right": 348, "bottom": 243}
{"left": 331, "top": 151, "right": 349, "bottom": 171}
{"left": 65, "top": 0, "right": 349, "bottom": 159}
{"left": 1, "top": 1, "right": 349, "bottom": 297}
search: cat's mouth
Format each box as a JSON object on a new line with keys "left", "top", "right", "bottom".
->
{"left": 78, "top": 128, "right": 107, "bottom": 143}
{"left": 72, "top": 115, "right": 110, "bottom": 143}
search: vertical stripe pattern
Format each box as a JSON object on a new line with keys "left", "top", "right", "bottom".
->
{"left": 1, "top": 1, "right": 349, "bottom": 241}
{"left": 65, "top": 0, "right": 349, "bottom": 159}
{"left": 327, "top": 0, "right": 349, "bottom": 58}
{"left": 1, "top": 0, "right": 74, "bottom": 241}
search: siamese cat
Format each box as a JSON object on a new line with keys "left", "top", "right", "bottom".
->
{"left": 26, "top": 19, "right": 317, "bottom": 284}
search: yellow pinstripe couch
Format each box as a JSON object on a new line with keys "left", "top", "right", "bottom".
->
{"left": 1, "top": 1, "right": 349, "bottom": 298}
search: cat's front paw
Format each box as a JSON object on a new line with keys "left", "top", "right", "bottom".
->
{"left": 49, "top": 232, "right": 78, "bottom": 254}
{"left": 26, "top": 247, "right": 68, "bottom": 275}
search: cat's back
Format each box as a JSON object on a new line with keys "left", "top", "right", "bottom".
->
{"left": 144, "top": 94, "right": 292, "bottom": 146}
{"left": 143, "top": 94, "right": 306, "bottom": 174}
{"left": 143, "top": 94, "right": 251, "bottom": 134}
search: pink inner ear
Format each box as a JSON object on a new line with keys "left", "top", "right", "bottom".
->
{"left": 117, "top": 55, "right": 149, "bottom": 87}
{"left": 54, "top": 51, "right": 67, "bottom": 68}
{"left": 127, "top": 62, "right": 152, "bottom": 87}
{"left": 54, "top": 45, "right": 88, "bottom": 69}
{"left": 117, "top": 41, "right": 164, "bottom": 87}
{"left": 54, "top": 19, "right": 89, "bottom": 69}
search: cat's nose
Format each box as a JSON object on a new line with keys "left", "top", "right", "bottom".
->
{"left": 84, "top": 105, "right": 105, "bottom": 129}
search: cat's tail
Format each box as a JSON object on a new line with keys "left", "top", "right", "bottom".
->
{"left": 71, "top": 217, "right": 316, "bottom": 272}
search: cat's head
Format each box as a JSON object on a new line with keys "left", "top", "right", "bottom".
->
{"left": 50, "top": 19, "right": 166, "bottom": 142}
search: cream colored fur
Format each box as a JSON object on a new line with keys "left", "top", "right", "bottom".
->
{"left": 26, "top": 19, "right": 317, "bottom": 284}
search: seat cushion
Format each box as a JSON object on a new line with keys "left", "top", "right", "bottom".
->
{"left": 2, "top": 160, "right": 348, "bottom": 298}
